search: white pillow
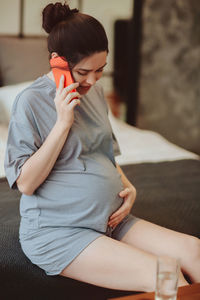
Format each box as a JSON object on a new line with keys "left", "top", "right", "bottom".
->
{"left": 0, "top": 81, "right": 33, "bottom": 125}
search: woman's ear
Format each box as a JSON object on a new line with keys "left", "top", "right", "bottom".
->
{"left": 51, "top": 52, "right": 59, "bottom": 59}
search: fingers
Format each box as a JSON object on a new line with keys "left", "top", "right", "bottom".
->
{"left": 57, "top": 75, "right": 65, "bottom": 94}
{"left": 68, "top": 98, "right": 81, "bottom": 109}
{"left": 108, "top": 190, "right": 131, "bottom": 227}
{"left": 57, "top": 76, "right": 79, "bottom": 96}
{"left": 108, "top": 204, "right": 130, "bottom": 227}
{"left": 109, "top": 203, "right": 129, "bottom": 221}
{"left": 108, "top": 212, "right": 126, "bottom": 228}
{"left": 60, "top": 82, "right": 80, "bottom": 97}
{"left": 119, "top": 187, "right": 130, "bottom": 198}
{"left": 108, "top": 187, "right": 136, "bottom": 228}
{"left": 65, "top": 92, "right": 81, "bottom": 104}
{"left": 108, "top": 217, "right": 122, "bottom": 229}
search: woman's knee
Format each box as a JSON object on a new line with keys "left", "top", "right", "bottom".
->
{"left": 181, "top": 235, "right": 200, "bottom": 268}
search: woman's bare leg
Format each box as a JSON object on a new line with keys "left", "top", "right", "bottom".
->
{"left": 121, "top": 220, "right": 200, "bottom": 283}
{"left": 60, "top": 235, "right": 187, "bottom": 292}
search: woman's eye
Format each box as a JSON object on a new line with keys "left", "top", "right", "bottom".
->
{"left": 96, "top": 69, "right": 103, "bottom": 73}
{"left": 77, "top": 72, "right": 87, "bottom": 76}
{"left": 77, "top": 69, "right": 104, "bottom": 76}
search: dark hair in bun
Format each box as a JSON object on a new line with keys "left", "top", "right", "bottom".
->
{"left": 42, "top": 2, "right": 108, "bottom": 68}
{"left": 42, "top": 2, "right": 78, "bottom": 34}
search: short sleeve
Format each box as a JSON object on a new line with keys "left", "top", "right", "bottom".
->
{"left": 4, "top": 92, "right": 42, "bottom": 189}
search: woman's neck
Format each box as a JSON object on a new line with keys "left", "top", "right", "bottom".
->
{"left": 46, "top": 71, "right": 55, "bottom": 81}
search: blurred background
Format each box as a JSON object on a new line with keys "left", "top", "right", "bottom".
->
{"left": 1, "top": 0, "right": 200, "bottom": 155}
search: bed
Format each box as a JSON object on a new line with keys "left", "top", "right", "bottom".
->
{"left": 0, "top": 36, "right": 200, "bottom": 300}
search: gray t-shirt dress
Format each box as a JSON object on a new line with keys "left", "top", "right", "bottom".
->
{"left": 4, "top": 75, "right": 138, "bottom": 275}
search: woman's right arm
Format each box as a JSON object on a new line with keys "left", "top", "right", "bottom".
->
{"left": 16, "top": 76, "right": 80, "bottom": 195}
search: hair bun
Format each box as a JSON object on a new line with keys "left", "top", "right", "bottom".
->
{"left": 42, "top": 2, "right": 79, "bottom": 34}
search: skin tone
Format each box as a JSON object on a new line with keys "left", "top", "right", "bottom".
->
{"left": 71, "top": 52, "right": 108, "bottom": 95}
{"left": 16, "top": 51, "right": 200, "bottom": 292}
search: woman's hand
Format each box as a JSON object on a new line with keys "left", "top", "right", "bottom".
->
{"left": 108, "top": 186, "right": 136, "bottom": 229}
{"left": 54, "top": 75, "right": 81, "bottom": 130}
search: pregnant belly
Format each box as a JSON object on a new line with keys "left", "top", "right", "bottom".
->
{"left": 37, "top": 167, "right": 124, "bottom": 231}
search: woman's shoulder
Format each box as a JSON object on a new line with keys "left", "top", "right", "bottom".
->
{"left": 12, "top": 75, "right": 55, "bottom": 116}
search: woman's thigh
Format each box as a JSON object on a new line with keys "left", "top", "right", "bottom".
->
{"left": 120, "top": 219, "right": 197, "bottom": 271}
{"left": 61, "top": 235, "right": 158, "bottom": 292}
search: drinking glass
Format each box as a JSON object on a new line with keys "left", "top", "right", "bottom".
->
{"left": 155, "top": 256, "right": 180, "bottom": 300}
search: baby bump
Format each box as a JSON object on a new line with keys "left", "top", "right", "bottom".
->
{"left": 37, "top": 168, "right": 124, "bottom": 231}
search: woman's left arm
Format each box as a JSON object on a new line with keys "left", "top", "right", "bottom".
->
{"left": 108, "top": 163, "right": 137, "bottom": 229}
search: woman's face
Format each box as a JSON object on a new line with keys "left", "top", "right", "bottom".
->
{"left": 72, "top": 51, "right": 107, "bottom": 95}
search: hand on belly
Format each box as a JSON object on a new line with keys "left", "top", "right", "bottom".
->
{"left": 108, "top": 186, "right": 136, "bottom": 229}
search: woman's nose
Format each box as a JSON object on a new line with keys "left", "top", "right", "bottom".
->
{"left": 86, "top": 73, "right": 97, "bottom": 85}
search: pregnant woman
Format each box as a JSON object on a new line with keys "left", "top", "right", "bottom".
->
{"left": 4, "top": 2, "right": 200, "bottom": 292}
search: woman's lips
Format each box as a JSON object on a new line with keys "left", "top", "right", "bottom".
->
{"left": 78, "top": 86, "right": 91, "bottom": 93}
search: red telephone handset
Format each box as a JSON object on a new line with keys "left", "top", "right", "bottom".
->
{"left": 50, "top": 56, "right": 76, "bottom": 92}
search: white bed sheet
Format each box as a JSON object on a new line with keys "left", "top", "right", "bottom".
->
{"left": 0, "top": 82, "right": 199, "bottom": 178}
{"left": 109, "top": 111, "right": 199, "bottom": 165}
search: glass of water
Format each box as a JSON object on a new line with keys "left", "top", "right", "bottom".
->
{"left": 155, "top": 256, "right": 180, "bottom": 300}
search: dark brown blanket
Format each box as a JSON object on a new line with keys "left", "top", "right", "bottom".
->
{"left": 122, "top": 159, "right": 200, "bottom": 237}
